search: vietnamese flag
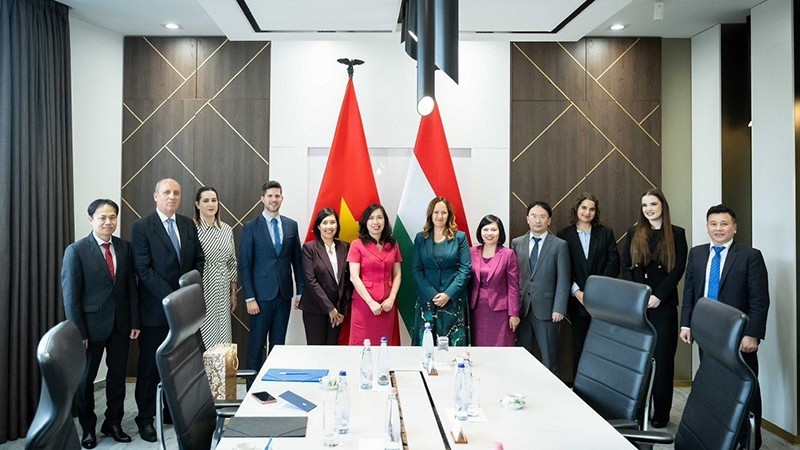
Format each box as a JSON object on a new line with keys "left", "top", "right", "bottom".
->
{"left": 307, "top": 76, "right": 395, "bottom": 345}
{"left": 393, "top": 102, "right": 471, "bottom": 340}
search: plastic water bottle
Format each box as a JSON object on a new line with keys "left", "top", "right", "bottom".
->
{"left": 463, "top": 351, "right": 476, "bottom": 415}
{"left": 334, "top": 370, "right": 350, "bottom": 434}
{"left": 377, "top": 336, "right": 390, "bottom": 386}
{"left": 360, "top": 339, "right": 373, "bottom": 390}
{"left": 384, "top": 387, "right": 401, "bottom": 450}
{"left": 421, "top": 323, "right": 434, "bottom": 370}
{"left": 454, "top": 362, "right": 469, "bottom": 421}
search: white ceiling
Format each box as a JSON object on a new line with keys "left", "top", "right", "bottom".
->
{"left": 61, "top": 0, "right": 764, "bottom": 41}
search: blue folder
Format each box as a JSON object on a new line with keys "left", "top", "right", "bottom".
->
{"left": 262, "top": 368, "right": 329, "bottom": 382}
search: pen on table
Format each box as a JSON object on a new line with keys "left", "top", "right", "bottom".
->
{"left": 278, "top": 371, "right": 309, "bottom": 375}
{"left": 264, "top": 436, "right": 273, "bottom": 449}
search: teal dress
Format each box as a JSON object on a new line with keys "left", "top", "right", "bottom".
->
{"left": 412, "top": 231, "right": 472, "bottom": 346}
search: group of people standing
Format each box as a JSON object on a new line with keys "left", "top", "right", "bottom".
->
{"left": 61, "top": 177, "right": 770, "bottom": 449}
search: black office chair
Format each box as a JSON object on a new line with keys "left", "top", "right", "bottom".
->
{"left": 573, "top": 276, "right": 656, "bottom": 430}
{"left": 25, "top": 320, "right": 86, "bottom": 450}
{"left": 155, "top": 284, "right": 236, "bottom": 449}
{"left": 622, "top": 298, "right": 757, "bottom": 450}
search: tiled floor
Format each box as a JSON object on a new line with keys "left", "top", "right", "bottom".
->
{"left": 1, "top": 385, "right": 796, "bottom": 449}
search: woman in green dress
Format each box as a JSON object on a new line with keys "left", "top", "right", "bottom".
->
{"left": 412, "top": 196, "right": 472, "bottom": 346}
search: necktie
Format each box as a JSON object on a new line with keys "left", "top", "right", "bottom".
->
{"left": 101, "top": 242, "right": 115, "bottom": 279}
{"left": 167, "top": 218, "right": 181, "bottom": 262}
{"left": 271, "top": 218, "right": 283, "bottom": 254}
{"left": 707, "top": 246, "right": 724, "bottom": 300}
{"left": 529, "top": 237, "right": 542, "bottom": 272}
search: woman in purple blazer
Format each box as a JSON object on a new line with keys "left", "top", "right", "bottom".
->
{"left": 469, "top": 215, "right": 521, "bottom": 346}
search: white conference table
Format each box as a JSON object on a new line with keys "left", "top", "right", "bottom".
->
{"left": 216, "top": 345, "right": 634, "bottom": 449}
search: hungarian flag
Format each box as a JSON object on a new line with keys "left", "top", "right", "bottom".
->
{"left": 393, "top": 102, "right": 471, "bottom": 339}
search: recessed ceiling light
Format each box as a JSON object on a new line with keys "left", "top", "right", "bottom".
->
{"left": 163, "top": 23, "right": 182, "bottom": 30}
{"left": 610, "top": 24, "right": 626, "bottom": 31}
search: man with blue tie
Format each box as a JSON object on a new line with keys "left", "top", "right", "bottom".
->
{"left": 130, "top": 178, "right": 204, "bottom": 442}
{"left": 681, "top": 204, "right": 769, "bottom": 449}
{"left": 511, "top": 201, "right": 570, "bottom": 374}
{"left": 239, "top": 181, "right": 304, "bottom": 384}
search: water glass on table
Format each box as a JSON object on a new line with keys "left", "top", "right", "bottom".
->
{"left": 322, "top": 400, "right": 339, "bottom": 447}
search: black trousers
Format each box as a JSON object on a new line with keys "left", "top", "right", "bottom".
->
{"left": 75, "top": 326, "right": 130, "bottom": 431}
{"left": 134, "top": 325, "right": 168, "bottom": 425}
{"left": 646, "top": 304, "right": 678, "bottom": 423}
{"left": 302, "top": 311, "right": 340, "bottom": 345}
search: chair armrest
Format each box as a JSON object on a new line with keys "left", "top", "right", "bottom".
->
{"left": 236, "top": 369, "right": 257, "bottom": 378}
{"left": 214, "top": 399, "right": 242, "bottom": 409}
{"left": 608, "top": 419, "right": 640, "bottom": 430}
{"left": 215, "top": 406, "right": 238, "bottom": 418}
{"left": 618, "top": 429, "right": 674, "bottom": 445}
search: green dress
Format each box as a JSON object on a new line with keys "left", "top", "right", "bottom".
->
{"left": 411, "top": 231, "right": 472, "bottom": 346}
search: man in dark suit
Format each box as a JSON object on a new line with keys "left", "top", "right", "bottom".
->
{"left": 239, "top": 180, "right": 303, "bottom": 385}
{"left": 62, "top": 199, "right": 140, "bottom": 449}
{"left": 511, "top": 201, "right": 570, "bottom": 374}
{"left": 130, "top": 178, "right": 204, "bottom": 442}
{"left": 681, "top": 204, "right": 770, "bottom": 449}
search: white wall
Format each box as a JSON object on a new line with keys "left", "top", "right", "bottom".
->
{"left": 269, "top": 40, "right": 510, "bottom": 344}
{"left": 69, "top": 15, "right": 124, "bottom": 234}
{"left": 690, "top": 26, "right": 722, "bottom": 246}
{"left": 751, "top": 0, "right": 798, "bottom": 435}
{"left": 69, "top": 14, "right": 125, "bottom": 383}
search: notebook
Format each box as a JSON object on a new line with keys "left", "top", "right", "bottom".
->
{"left": 261, "top": 368, "right": 329, "bottom": 382}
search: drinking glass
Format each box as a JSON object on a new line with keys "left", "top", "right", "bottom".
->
{"left": 322, "top": 400, "right": 339, "bottom": 447}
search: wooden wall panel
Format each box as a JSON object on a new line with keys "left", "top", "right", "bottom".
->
{"left": 121, "top": 37, "right": 271, "bottom": 375}
{"left": 511, "top": 38, "right": 661, "bottom": 380}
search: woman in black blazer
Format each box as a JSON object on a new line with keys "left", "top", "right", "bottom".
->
{"left": 298, "top": 208, "right": 353, "bottom": 345}
{"left": 557, "top": 192, "right": 619, "bottom": 376}
{"left": 620, "top": 189, "right": 687, "bottom": 429}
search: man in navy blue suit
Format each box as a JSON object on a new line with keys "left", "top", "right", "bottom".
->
{"left": 239, "top": 180, "right": 303, "bottom": 384}
{"left": 681, "top": 204, "right": 770, "bottom": 449}
{"left": 130, "top": 178, "right": 204, "bottom": 442}
{"left": 62, "top": 199, "right": 140, "bottom": 448}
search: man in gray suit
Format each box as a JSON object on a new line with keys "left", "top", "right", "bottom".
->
{"left": 62, "top": 199, "right": 140, "bottom": 448}
{"left": 511, "top": 201, "right": 570, "bottom": 374}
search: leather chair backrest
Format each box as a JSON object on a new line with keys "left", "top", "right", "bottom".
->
{"left": 156, "top": 284, "right": 216, "bottom": 450}
{"left": 675, "top": 298, "right": 755, "bottom": 450}
{"left": 26, "top": 321, "right": 85, "bottom": 450}
{"left": 178, "top": 269, "right": 202, "bottom": 289}
{"left": 573, "top": 276, "right": 655, "bottom": 423}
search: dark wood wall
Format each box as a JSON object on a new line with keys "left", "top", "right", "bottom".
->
{"left": 510, "top": 38, "right": 662, "bottom": 378}
{"left": 121, "top": 37, "right": 271, "bottom": 373}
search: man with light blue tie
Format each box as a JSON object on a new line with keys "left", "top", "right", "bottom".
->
{"left": 130, "top": 178, "right": 204, "bottom": 442}
{"left": 239, "top": 181, "right": 304, "bottom": 384}
{"left": 681, "top": 204, "right": 769, "bottom": 449}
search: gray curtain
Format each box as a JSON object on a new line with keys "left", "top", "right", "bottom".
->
{"left": 0, "top": 0, "right": 73, "bottom": 443}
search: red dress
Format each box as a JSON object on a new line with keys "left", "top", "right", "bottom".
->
{"left": 347, "top": 238, "right": 403, "bottom": 346}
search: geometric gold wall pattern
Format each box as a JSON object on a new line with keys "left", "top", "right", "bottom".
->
{"left": 510, "top": 38, "right": 661, "bottom": 245}
{"left": 510, "top": 38, "right": 661, "bottom": 379}
{"left": 121, "top": 37, "right": 271, "bottom": 373}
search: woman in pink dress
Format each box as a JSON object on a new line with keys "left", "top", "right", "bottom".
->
{"left": 347, "top": 204, "right": 403, "bottom": 346}
{"left": 469, "top": 215, "right": 520, "bottom": 346}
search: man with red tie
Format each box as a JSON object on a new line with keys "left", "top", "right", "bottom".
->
{"left": 681, "top": 204, "right": 770, "bottom": 449}
{"left": 62, "top": 199, "right": 140, "bottom": 448}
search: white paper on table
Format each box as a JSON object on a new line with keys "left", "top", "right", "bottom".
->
{"left": 358, "top": 438, "right": 385, "bottom": 450}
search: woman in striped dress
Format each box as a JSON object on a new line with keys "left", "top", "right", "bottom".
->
{"left": 194, "top": 186, "right": 238, "bottom": 348}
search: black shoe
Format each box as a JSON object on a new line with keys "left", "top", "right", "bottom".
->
{"left": 81, "top": 431, "right": 97, "bottom": 449}
{"left": 650, "top": 419, "right": 668, "bottom": 429}
{"left": 137, "top": 423, "right": 157, "bottom": 443}
{"left": 101, "top": 423, "right": 132, "bottom": 443}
